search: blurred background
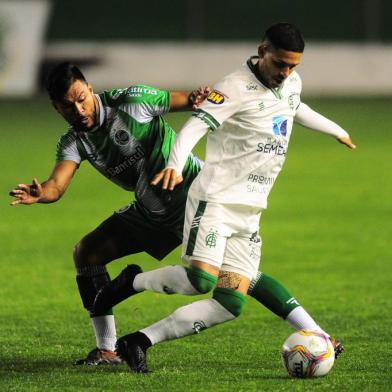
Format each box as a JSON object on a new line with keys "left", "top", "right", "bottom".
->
{"left": 1, "top": 0, "right": 392, "bottom": 97}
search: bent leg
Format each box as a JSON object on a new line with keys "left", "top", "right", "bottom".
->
{"left": 139, "top": 265, "right": 248, "bottom": 345}
{"left": 132, "top": 265, "right": 216, "bottom": 295}
{"left": 248, "top": 271, "right": 328, "bottom": 335}
{"left": 248, "top": 271, "right": 300, "bottom": 319}
{"left": 75, "top": 215, "right": 146, "bottom": 353}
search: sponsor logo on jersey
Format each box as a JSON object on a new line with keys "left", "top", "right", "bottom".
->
{"left": 288, "top": 93, "right": 300, "bottom": 110}
{"left": 247, "top": 184, "right": 270, "bottom": 194}
{"left": 113, "top": 129, "right": 130, "bottom": 146}
{"left": 106, "top": 146, "right": 145, "bottom": 177}
{"left": 126, "top": 86, "right": 158, "bottom": 96}
{"left": 288, "top": 75, "right": 298, "bottom": 82}
{"left": 246, "top": 83, "right": 258, "bottom": 90}
{"left": 256, "top": 141, "right": 287, "bottom": 156}
{"left": 248, "top": 174, "right": 275, "bottom": 185}
{"left": 272, "top": 115, "right": 288, "bottom": 136}
{"left": 207, "top": 90, "right": 225, "bottom": 104}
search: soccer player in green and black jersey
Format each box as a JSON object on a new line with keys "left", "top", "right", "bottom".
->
{"left": 10, "top": 62, "right": 338, "bottom": 365}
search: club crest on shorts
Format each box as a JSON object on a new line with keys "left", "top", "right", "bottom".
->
{"left": 205, "top": 227, "right": 218, "bottom": 248}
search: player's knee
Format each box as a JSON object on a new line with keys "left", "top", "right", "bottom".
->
{"left": 186, "top": 266, "right": 217, "bottom": 294}
{"left": 73, "top": 241, "right": 83, "bottom": 267}
{"left": 212, "top": 287, "right": 246, "bottom": 318}
{"left": 73, "top": 237, "right": 101, "bottom": 267}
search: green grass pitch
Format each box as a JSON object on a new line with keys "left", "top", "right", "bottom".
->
{"left": 1, "top": 97, "right": 391, "bottom": 391}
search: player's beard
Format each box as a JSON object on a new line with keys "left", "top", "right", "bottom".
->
{"left": 74, "top": 97, "right": 99, "bottom": 132}
{"left": 75, "top": 108, "right": 98, "bottom": 132}
{"left": 272, "top": 77, "right": 284, "bottom": 87}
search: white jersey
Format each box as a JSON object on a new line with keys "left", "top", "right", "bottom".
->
{"left": 188, "top": 57, "right": 302, "bottom": 209}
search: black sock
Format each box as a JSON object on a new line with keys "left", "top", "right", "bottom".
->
{"left": 76, "top": 272, "right": 113, "bottom": 316}
{"left": 131, "top": 331, "right": 152, "bottom": 352}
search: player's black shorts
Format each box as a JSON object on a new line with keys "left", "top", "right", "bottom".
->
{"left": 97, "top": 202, "right": 184, "bottom": 260}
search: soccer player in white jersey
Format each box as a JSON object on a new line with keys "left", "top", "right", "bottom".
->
{"left": 9, "top": 61, "right": 344, "bottom": 366}
{"left": 98, "top": 23, "right": 355, "bottom": 372}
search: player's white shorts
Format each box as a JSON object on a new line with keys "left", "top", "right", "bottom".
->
{"left": 182, "top": 194, "right": 262, "bottom": 280}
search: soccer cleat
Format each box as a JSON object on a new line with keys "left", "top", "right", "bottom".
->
{"left": 329, "top": 336, "right": 345, "bottom": 358}
{"left": 116, "top": 334, "right": 150, "bottom": 373}
{"left": 92, "top": 264, "right": 142, "bottom": 314}
{"left": 74, "top": 347, "right": 123, "bottom": 365}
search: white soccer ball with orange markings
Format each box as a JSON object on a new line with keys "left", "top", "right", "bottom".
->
{"left": 281, "top": 330, "right": 335, "bottom": 378}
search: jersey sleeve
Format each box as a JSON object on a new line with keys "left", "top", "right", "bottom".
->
{"left": 56, "top": 132, "right": 83, "bottom": 164}
{"left": 191, "top": 76, "right": 242, "bottom": 131}
{"left": 292, "top": 71, "right": 303, "bottom": 110}
{"left": 295, "top": 103, "right": 349, "bottom": 138}
{"left": 102, "top": 85, "right": 170, "bottom": 123}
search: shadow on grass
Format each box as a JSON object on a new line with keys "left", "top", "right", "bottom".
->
{"left": 0, "top": 356, "right": 130, "bottom": 376}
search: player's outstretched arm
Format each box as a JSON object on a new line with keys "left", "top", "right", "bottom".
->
{"left": 9, "top": 160, "right": 78, "bottom": 206}
{"left": 170, "top": 87, "right": 211, "bottom": 112}
{"left": 9, "top": 178, "right": 43, "bottom": 206}
{"left": 336, "top": 135, "right": 356, "bottom": 149}
{"left": 295, "top": 103, "right": 356, "bottom": 149}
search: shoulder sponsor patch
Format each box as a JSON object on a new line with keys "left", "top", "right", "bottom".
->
{"left": 127, "top": 86, "right": 158, "bottom": 96}
{"left": 207, "top": 90, "right": 225, "bottom": 105}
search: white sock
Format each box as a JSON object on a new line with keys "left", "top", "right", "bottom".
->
{"left": 91, "top": 315, "right": 117, "bottom": 351}
{"left": 285, "top": 306, "right": 329, "bottom": 337}
{"left": 141, "top": 298, "right": 235, "bottom": 345}
{"left": 133, "top": 265, "right": 199, "bottom": 295}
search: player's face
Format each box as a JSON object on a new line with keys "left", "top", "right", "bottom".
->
{"left": 53, "top": 79, "right": 98, "bottom": 132}
{"left": 257, "top": 44, "right": 303, "bottom": 88}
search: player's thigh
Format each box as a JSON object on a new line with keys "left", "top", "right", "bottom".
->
{"left": 73, "top": 214, "right": 145, "bottom": 266}
{"left": 220, "top": 231, "right": 262, "bottom": 292}
{"left": 190, "top": 260, "right": 220, "bottom": 277}
{"left": 182, "top": 197, "right": 229, "bottom": 270}
{"left": 74, "top": 206, "right": 181, "bottom": 266}
{"left": 115, "top": 203, "right": 182, "bottom": 260}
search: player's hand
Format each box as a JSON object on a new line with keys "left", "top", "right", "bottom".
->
{"left": 9, "top": 178, "right": 43, "bottom": 206}
{"left": 337, "top": 136, "right": 356, "bottom": 149}
{"left": 189, "top": 86, "right": 211, "bottom": 110}
{"left": 151, "top": 168, "right": 183, "bottom": 191}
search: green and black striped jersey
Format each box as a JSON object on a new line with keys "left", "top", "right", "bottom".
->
{"left": 56, "top": 85, "right": 202, "bottom": 217}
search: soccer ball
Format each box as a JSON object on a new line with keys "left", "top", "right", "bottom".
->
{"left": 281, "top": 330, "right": 335, "bottom": 378}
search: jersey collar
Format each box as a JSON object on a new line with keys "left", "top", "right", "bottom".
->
{"left": 246, "top": 56, "right": 283, "bottom": 96}
{"left": 88, "top": 94, "right": 105, "bottom": 132}
{"left": 96, "top": 94, "right": 104, "bottom": 127}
